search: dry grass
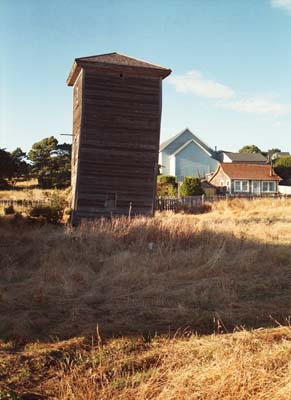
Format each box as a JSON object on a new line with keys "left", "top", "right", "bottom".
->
{"left": 0, "top": 179, "right": 69, "bottom": 204}
{"left": 0, "top": 198, "right": 291, "bottom": 339}
{"left": 2, "top": 327, "right": 291, "bottom": 399}
{"left": 1, "top": 198, "right": 291, "bottom": 398}
{"left": 57, "top": 326, "right": 291, "bottom": 399}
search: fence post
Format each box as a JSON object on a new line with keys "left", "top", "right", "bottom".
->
{"left": 128, "top": 201, "right": 132, "bottom": 220}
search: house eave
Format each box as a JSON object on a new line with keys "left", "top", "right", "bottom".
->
{"left": 168, "top": 139, "right": 213, "bottom": 158}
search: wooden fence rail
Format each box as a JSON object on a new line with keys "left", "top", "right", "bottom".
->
{"left": 0, "top": 199, "right": 53, "bottom": 207}
{"left": 1, "top": 194, "right": 290, "bottom": 214}
{"left": 156, "top": 196, "right": 204, "bottom": 212}
{"left": 205, "top": 193, "right": 291, "bottom": 202}
{"left": 156, "top": 193, "right": 291, "bottom": 213}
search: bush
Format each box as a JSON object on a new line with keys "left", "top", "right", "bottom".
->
{"left": 0, "top": 178, "right": 10, "bottom": 190}
{"left": 4, "top": 205, "right": 15, "bottom": 215}
{"left": 157, "top": 175, "right": 177, "bottom": 185}
{"left": 274, "top": 156, "right": 291, "bottom": 180}
{"left": 157, "top": 176, "right": 178, "bottom": 197}
{"left": 180, "top": 177, "right": 204, "bottom": 196}
{"left": 29, "top": 206, "right": 63, "bottom": 224}
{"left": 38, "top": 169, "right": 70, "bottom": 189}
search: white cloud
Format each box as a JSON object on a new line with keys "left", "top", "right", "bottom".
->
{"left": 168, "top": 69, "right": 291, "bottom": 116}
{"left": 220, "top": 96, "right": 291, "bottom": 116}
{"left": 168, "top": 70, "right": 235, "bottom": 99}
{"left": 271, "top": 0, "right": 291, "bottom": 13}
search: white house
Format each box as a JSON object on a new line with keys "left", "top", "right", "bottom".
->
{"left": 159, "top": 128, "right": 219, "bottom": 182}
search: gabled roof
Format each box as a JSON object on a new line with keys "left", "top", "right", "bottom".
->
{"left": 76, "top": 52, "right": 170, "bottom": 70}
{"left": 169, "top": 139, "right": 212, "bottom": 158}
{"left": 223, "top": 151, "right": 267, "bottom": 163}
{"left": 160, "top": 128, "right": 214, "bottom": 155}
{"left": 210, "top": 163, "right": 281, "bottom": 181}
{"left": 67, "top": 52, "right": 171, "bottom": 85}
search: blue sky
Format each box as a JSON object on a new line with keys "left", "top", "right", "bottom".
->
{"left": 1, "top": 0, "right": 291, "bottom": 153}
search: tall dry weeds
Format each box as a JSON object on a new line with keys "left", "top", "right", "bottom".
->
{"left": 0, "top": 198, "right": 291, "bottom": 340}
{"left": 1, "top": 198, "right": 291, "bottom": 399}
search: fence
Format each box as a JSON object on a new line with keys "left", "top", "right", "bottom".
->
{"left": 156, "top": 196, "right": 205, "bottom": 212}
{"left": 156, "top": 193, "right": 291, "bottom": 213}
{"left": 1, "top": 194, "right": 290, "bottom": 214}
{"left": 0, "top": 199, "right": 53, "bottom": 208}
{"left": 205, "top": 193, "right": 291, "bottom": 202}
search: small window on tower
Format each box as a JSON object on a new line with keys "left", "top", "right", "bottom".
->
{"left": 105, "top": 193, "right": 117, "bottom": 209}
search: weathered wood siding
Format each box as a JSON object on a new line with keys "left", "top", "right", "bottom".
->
{"left": 71, "top": 70, "right": 83, "bottom": 219}
{"left": 209, "top": 168, "right": 229, "bottom": 187}
{"left": 72, "top": 69, "right": 162, "bottom": 220}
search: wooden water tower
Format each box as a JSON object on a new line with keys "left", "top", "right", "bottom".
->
{"left": 67, "top": 52, "right": 171, "bottom": 223}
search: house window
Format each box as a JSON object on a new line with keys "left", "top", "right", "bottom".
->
{"left": 262, "top": 181, "right": 276, "bottom": 192}
{"left": 234, "top": 180, "right": 249, "bottom": 192}
{"left": 220, "top": 180, "right": 224, "bottom": 186}
{"left": 234, "top": 181, "right": 241, "bottom": 192}
{"left": 242, "top": 181, "right": 248, "bottom": 191}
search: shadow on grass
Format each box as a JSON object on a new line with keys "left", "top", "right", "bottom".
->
{"left": 0, "top": 215, "right": 291, "bottom": 343}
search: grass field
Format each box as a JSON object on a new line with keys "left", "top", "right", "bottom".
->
{"left": 0, "top": 180, "right": 69, "bottom": 207}
{"left": 1, "top": 197, "right": 291, "bottom": 398}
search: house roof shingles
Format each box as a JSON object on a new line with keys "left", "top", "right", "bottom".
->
{"left": 76, "top": 52, "right": 170, "bottom": 70}
{"left": 219, "top": 163, "right": 281, "bottom": 181}
{"left": 223, "top": 152, "right": 267, "bottom": 163}
{"left": 67, "top": 52, "right": 171, "bottom": 86}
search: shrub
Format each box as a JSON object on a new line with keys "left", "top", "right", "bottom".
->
{"left": 4, "top": 205, "right": 15, "bottom": 215}
{"left": 180, "top": 177, "right": 204, "bottom": 196}
{"left": 157, "top": 176, "right": 178, "bottom": 197}
{"left": 157, "top": 175, "right": 176, "bottom": 185}
{"left": 29, "top": 206, "right": 63, "bottom": 224}
{"left": 274, "top": 156, "right": 291, "bottom": 180}
{"left": 0, "top": 178, "right": 10, "bottom": 190}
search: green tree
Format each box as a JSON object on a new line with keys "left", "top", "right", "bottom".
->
{"left": 47, "top": 142, "right": 71, "bottom": 188}
{"left": 0, "top": 149, "right": 16, "bottom": 182}
{"left": 28, "top": 136, "right": 58, "bottom": 175}
{"left": 239, "top": 145, "right": 262, "bottom": 154}
{"left": 28, "top": 137, "right": 71, "bottom": 188}
{"left": 11, "top": 147, "right": 29, "bottom": 179}
{"left": 180, "top": 177, "right": 204, "bottom": 196}
{"left": 273, "top": 156, "right": 291, "bottom": 180}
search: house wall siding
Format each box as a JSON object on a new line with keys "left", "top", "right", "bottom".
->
{"left": 71, "top": 70, "right": 84, "bottom": 221}
{"left": 160, "top": 130, "right": 196, "bottom": 175}
{"left": 169, "top": 156, "right": 176, "bottom": 176}
{"left": 209, "top": 168, "right": 229, "bottom": 187}
{"left": 175, "top": 141, "right": 218, "bottom": 179}
{"left": 279, "top": 184, "right": 291, "bottom": 195}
